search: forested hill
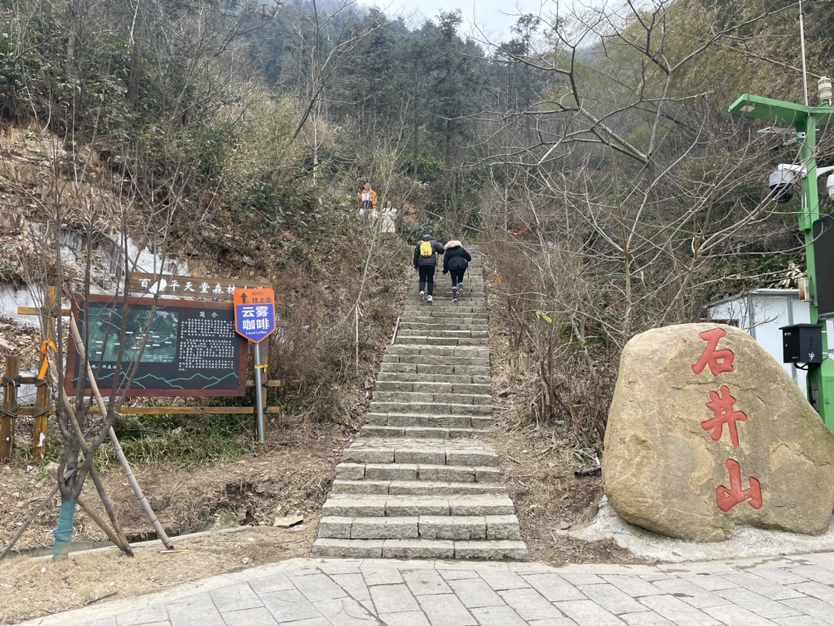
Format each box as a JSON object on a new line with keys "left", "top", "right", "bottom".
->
{"left": 1, "top": 0, "right": 833, "bottom": 443}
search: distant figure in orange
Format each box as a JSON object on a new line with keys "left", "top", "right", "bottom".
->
{"left": 357, "top": 182, "right": 378, "bottom": 220}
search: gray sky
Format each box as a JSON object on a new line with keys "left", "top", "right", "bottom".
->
{"left": 375, "top": 0, "right": 552, "bottom": 45}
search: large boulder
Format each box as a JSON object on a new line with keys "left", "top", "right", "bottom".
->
{"left": 603, "top": 323, "right": 834, "bottom": 541}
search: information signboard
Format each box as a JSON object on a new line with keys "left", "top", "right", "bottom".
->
{"left": 65, "top": 294, "right": 248, "bottom": 397}
{"left": 234, "top": 288, "right": 276, "bottom": 343}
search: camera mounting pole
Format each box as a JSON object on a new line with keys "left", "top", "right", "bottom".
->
{"left": 730, "top": 91, "right": 834, "bottom": 431}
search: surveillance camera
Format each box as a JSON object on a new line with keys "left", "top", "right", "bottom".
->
{"left": 769, "top": 167, "right": 796, "bottom": 203}
{"left": 827, "top": 173, "right": 834, "bottom": 202}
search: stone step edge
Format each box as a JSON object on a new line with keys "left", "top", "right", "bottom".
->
{"left": 321, "top": 498, "right": 516, "bottom": 517}
{"left": 331, "top": 479, "right": 508, "bottom": 495}
{"left": 318, "top": 514, "right": 520, "bottom": 541}
{"left": 312, "top": 538, "right": 528, "bottom": 560}
{"left": 359, "top": 426, "right": 490, "bottom": 438}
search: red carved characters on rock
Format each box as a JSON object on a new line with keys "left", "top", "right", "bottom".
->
{"left": 702, "top": 385, "right": 748, "bottom": 449}
{"left": 716, "top": 459, "right": 763, "bottom": 513}
{"left": 692, "top": 328, "right": 736, "bottom": 376}
{"left": 692, "top": 327, "right": 764, "bottom": 515}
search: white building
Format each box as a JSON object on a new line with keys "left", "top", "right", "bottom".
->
{"left": 707, "top": 288, "right": 834, "bottom": 390}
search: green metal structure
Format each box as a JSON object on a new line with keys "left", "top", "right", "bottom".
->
{"left": 729, "top": 93, "right": 834, "bottom": 431}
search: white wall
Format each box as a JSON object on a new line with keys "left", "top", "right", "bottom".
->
{"left": 707, "top": 289, "right": 834, "bottom": 392}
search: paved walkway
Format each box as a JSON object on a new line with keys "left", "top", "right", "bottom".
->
{"left": 19, "top": 553, "right": 834, "bottom": 625}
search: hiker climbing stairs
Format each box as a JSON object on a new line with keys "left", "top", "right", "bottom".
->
{"left": 313, "top": 247, "right": 529, "bottom": 560}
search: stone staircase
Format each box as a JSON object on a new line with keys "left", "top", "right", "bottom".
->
{"left": 313, "top": 248, "right": 528, "bottom": 560}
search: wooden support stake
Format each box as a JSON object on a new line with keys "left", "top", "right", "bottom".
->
{"left": 33, "top": 287, "right": 58, "bottom": 457}
{"left": 0, "top": 483, "right": 60, "bottom": 560}
{"left": 77, "top": 496, "right": 128, "bottom": 553}
{"left": 33, "top": 378, "right": 50, "bottom": 460}
{"left": 1, "top": 355, "right": 19, "bottom": 462}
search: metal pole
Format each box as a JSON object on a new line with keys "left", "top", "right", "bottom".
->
{"left": 254, "top": 341, "right": 265, "bottom": 443}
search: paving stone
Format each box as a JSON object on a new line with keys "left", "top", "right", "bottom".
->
{"left": 713, "top": 587, "right": 801, "bottom": 618}
{"left": 651, "top": 578, "right": 730, "bottom": 609}
{"left": 363, "top": 568, "right": 405, "bottom": 586}
{"left": 439, "top": 570, "right": 481, "bottom": 581}
{"left": 555, "top": 599, "right": 626, "bottom": 625}
{"left": 781, "top": 596, "right": 834, "bottom": 622}
{"left": 291, "top": 573, "right": 349, "bottom": 603}
{"left": 116, "top": 605, "right": 169, "bottom": 625}
{"left": 523, "top": 574, "right": 586, "bottom": 602}
{"left": 210, "top": 582, "right": 264, "bottom": 612}
{"left": 447, "top": 578, "right": 505, "bottom": 608}
{"left": 369, "top": 584, "right": 420, "bottom": 614}
{"left": 600, "top": 574, "right": 667, "bottom": 597}
{"left": 577, "top": 583, "right": 647, "bottom": 615}
{"left": 220, "top": 607, "right": 278, "bottom": 626}
{"left": 637, "top": 595, "right": 722, "bottom": 626}
{"left": 330, "top": 573, "right": 372, "bottom": 603}
{"left": 416, "top": 593, "right": 477, "bottom": 625}
{"left": 621, "top": 613, "right": 676, "bottom": 625}
{"left": 312, "top": 597, "right": 378, "bottom": 626}
{"left": 446, "top": 450, "right": 498, "bottom": 467}
{"left": 497, "top": 588, "right": 567, "bottom": 621}
{"left": 343, "top": 449, "right": 395, "bottom": 464}
{"left": 377, "top": 611, "right": 431, "bottom": 625}
{"left": 702, "top": 604, "right": 782, "bottom": 626}
{"left": 478, "top": 570, "right": 532, "bottom": 590}
{"left": 250, "top": 573, "right": 296, "bottom": 595}
{"left": 402, "top": 569, "right": 453, "bottom": 595}
{"left": 721, "top": 572, "right": 804, "bottom": 600}
{"left": 166, "top": 593, "right": 225, "bottom": 626}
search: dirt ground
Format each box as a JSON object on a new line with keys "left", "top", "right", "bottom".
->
{"left": 0, "top": 420, "right": 346, "bottom": 624}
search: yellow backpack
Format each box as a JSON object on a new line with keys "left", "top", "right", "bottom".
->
{"left": 419, "top": 241, "right": 433, "bottom": 257}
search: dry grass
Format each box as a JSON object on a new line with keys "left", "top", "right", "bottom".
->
{"left": 0, "top": 525, "right": 317, "bottom": 624}
{"left": 483, "top": 260, "right": 652, "bottom": 567}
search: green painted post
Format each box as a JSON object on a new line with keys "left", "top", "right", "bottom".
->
{"left": 729, "top": 94, "right": 834, "bottom": 431}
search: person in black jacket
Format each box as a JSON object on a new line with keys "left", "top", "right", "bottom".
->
{"left": 442, "top": 240, "right": 471, "bottom": 302}
{"left": 413, "top": 233, "right": 445, "bottom": 303}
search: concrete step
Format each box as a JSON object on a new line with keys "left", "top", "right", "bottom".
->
{"left": 372, "top": 390, "right": 492, "bottom": 405}
{"left": 317, "top": 514, "right": 520, "bottom": 541}
{"left": 358, "top": 425, "right": 489, "bottom": 439}
{"left": 376, "top": 371, "right": 491, "bottom": 385}
{"left": 374, "top": 380, "right": 492, "bottom": 394}
{"left": 382, "top": 355, "right": 489, "bottom": 367}
{"left": 402, "top": 307, "right": 486, "bottom": 317}
{"left": 312, "top": 538, "right": 528, "bottom": 560}
{"left": 321, "top": 494, "right": 515, "bottom": 517}
{"left": 365, "top": 412, "right": 492, "bottom": 429}
{"left": 334, "top": 462, "right": 501, "bottom": 483}
{"left": 395, "top": 336, "right": 488, "bottom": 347}
{"left": 399, "top": 322, "right": 489, "bottom": 331}
{"left": 398, "top": 329, "right": 488, "bottom": 339}
{"left": 387, "top": 345, "right": 489, "bottom": 358}
{"left": 331, "top": 479, "right": 507, "bottom": 496}
{"left": 341, "top": 440, "right": 499, "bottom": 466}
{"left": 367, "top": 401, "right": 492, "bottom": 416}
{"left": 379, "top": 363, "right": 491, "bottom": 376}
